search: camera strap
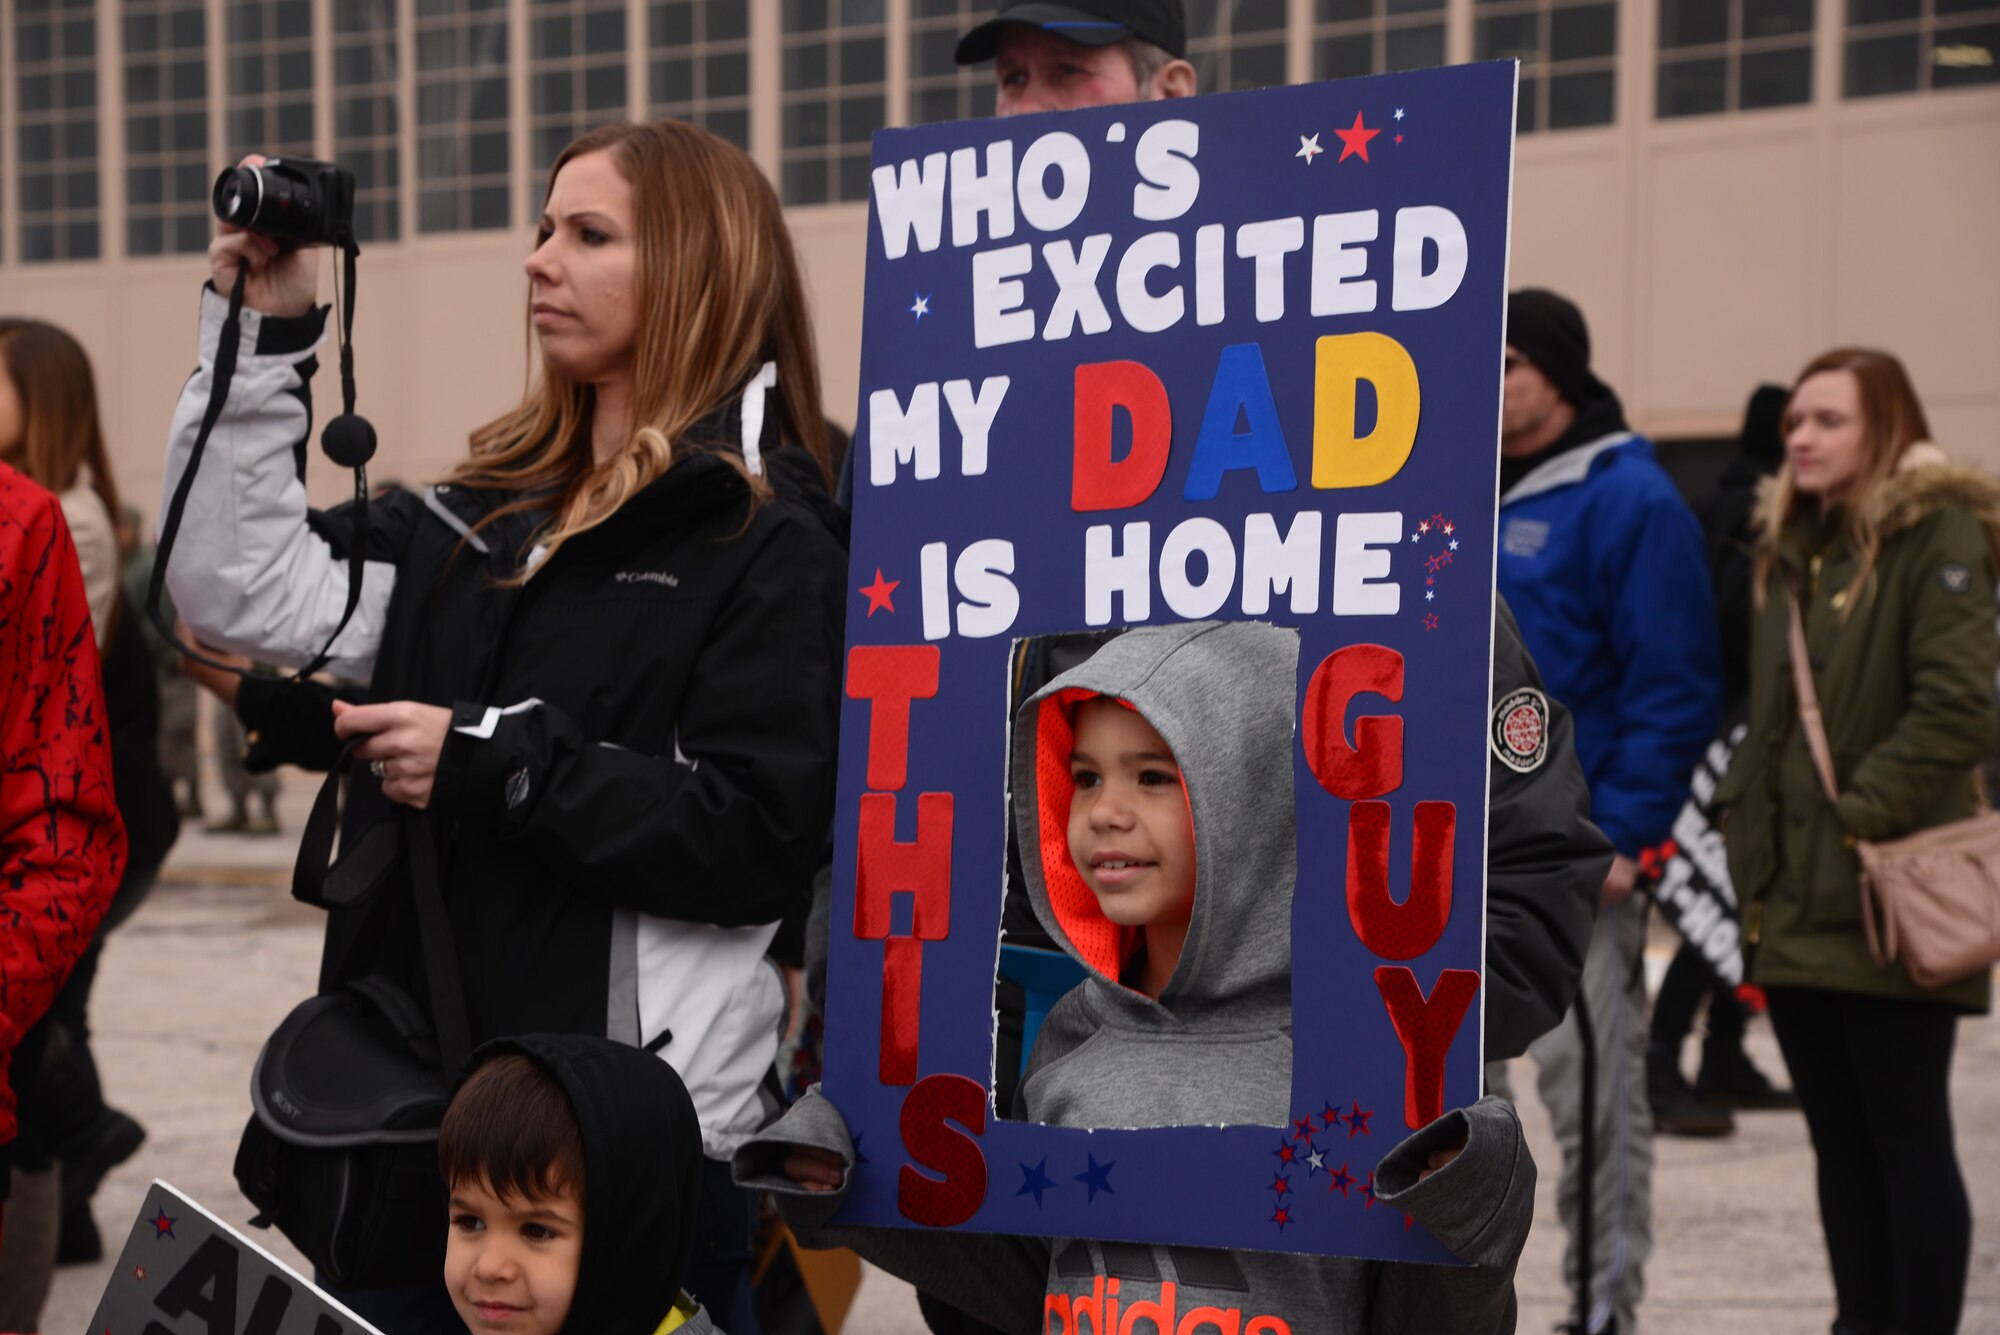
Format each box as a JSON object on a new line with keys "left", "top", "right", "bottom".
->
{"left": 149, "top": 235, "right": 375, "bottom": 683}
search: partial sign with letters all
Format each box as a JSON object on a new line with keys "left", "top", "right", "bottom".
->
{"left": 89, "top": 1181, "right": 383, "bottom": 1335}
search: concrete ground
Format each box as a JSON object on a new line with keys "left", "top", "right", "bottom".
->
{"left": 38, "top": 766, "right": 2000, "bottom": 1334}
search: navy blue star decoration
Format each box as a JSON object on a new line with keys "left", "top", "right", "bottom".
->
{"left": 1018, "top": 1158, "right": 1056, "bottom": 1207}
{"left": 149, "top": 1207, "right": 177, "bottom": 1239}
{"left": 1075, "top": 1154, "right": 1117, "bottom": 1203}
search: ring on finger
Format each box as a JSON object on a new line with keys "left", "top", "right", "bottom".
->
{"left": 370, "top": 759, "right": 388, "bottom": 780}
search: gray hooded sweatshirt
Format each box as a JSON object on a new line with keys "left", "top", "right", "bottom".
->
{"left": 738, "top": 622, "right": 1536, "bottom": 1334}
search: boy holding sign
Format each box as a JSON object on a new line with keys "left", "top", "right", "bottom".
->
{"left": 740, "top": 621, "right": 1537, "bottom": 1334}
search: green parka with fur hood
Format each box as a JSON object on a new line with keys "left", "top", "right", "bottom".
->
{"left": 1718, "top": 446, "right": 2000, "bottom": 1012}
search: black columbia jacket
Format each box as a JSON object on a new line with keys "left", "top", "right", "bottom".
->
{"left": 163, "top": 288, "right": 847, "bottom": 1155}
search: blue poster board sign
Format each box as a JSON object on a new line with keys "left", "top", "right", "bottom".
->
{"left": 823, "top": 60, "right": 1517, "bottom": 1263}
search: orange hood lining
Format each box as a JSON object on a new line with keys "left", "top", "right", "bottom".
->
{"left": 1032, "top": 689, "right": 1197, "bottom": 987}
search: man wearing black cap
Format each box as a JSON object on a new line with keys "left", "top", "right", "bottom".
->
{"left": 955, "top": 0, "right": 1195, "bottom": 116}
{"left": 1493, "top": 289, "right": 1723, "bottom": 1335}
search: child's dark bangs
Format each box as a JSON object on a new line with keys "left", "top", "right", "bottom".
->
{"left": 438, "top": 1053, "right": 586, "bottom": 1205}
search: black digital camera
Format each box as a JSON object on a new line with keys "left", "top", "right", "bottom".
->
{"left": 213, "top": 157, "right": 355, "bottom": 248}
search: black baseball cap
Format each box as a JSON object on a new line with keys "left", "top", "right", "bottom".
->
{"left": 955, "top": 0, "right": 1189, "bottom": 66}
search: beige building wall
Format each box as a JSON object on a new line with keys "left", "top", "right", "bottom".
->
{"left": 0, "top": 0, "right": 1995, "bottom": 526}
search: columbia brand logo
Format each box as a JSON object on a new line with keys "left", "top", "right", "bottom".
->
{"left": 615, "top": 570, "right": 679, "bottom": 586}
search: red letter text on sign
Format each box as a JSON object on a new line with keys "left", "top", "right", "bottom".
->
{"left": 846, "top": 644, "right": 941, "bottom": 792}
{"left": 1072, "top": 361, "right": 1173, "bottom": 512}
{"left": 880, "top": 936, "right": 924, "bottom": 1086}
{"left": 854, "top": 792, "right": 955, "bottom": 941}
{"left": 898, "top": 1073, "right": 989, "bottom": 1228}
{"left": 856, "top": 792, "right": 954, "bottom": 1086}
{"left": 1375, "top": 966, "right": 1481, "bottom": 1129}
{"left": 1302, "top": 644, "right": 1405, "bottom": 800}
{"left": 1346, "top": 800, "right": 1455, "bottom": 960}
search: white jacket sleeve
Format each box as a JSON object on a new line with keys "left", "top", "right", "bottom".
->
{"left": 160, "top": 286, "right": 397, "bottom": 681}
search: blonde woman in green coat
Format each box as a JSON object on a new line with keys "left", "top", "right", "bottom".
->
{"left": 1719, "top": 347, "right": 1998, "bottom": 1335}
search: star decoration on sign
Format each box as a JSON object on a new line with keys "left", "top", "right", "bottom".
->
{"left": 1075, "top": 1154, "right": 1117, "bottom": 1203}
{"left": 1269, "top": 1172, "right": 1293, "bottom": 1198}
{"left": 1292, "top": 1115, "right": 1315, "bottom": 1139}
{"left": 1271, "top": 1204, "right": 1294, "bottom": 1230}
{"left": 1272, "top": 1137, "right": 1299, "bottom": 1166}
{"left": 1362, "top": 1171, "right": 1379, "bottom": 1209}
{"left": 1304, "top": 1144, "right": 1326, "bottom": 1176}
{"left": 1296, "top": 132, "right": 1324, "bottom": 165}
{"left": 150, "top": 1207, "right": 177, "bottom": 1240}
{"left": 1335, "top": 110, "right": 1381, "bottom": 163}
{"left": 859, "top": 568, "right": 899, "bottom": 617}
{"left": 1321, "top": 1101, "right": 1344, "bottom": 1130}
{"left": 1328, "top": 1162, "right": 1355, "bottom": 1197}
{"left": 1412, "top": 512, "right": 1462, "bottom": 627}
{"left": 1394, "top": 107, "right": 1405, "bottom": 121}
{"left": 1346, "top": 1101, "right": 1373, "bottom": 1138}
{"left": 1018, "top": 1158, "right": 1056, "bottom": 1207}
{"left": 909, "top": 292, "right": 931, "bottom": 322}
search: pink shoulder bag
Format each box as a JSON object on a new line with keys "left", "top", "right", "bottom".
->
{"left": 1787, "top": 594, "right": 2000, "bottom": 989}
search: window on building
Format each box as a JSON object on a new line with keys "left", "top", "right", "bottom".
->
{"left": 529, "top": 0, "right": 626, "bottom": 215}
{"left": 17, "top": 0, "right": 100, "bottom": 262}
{"left": 1187, "top": 0, "right": 1289, "bottom": 92}
{"left": 1474, "top": 0, "right": 1618, "bottom": 131}
{"left": 1658, "top": 0, "right": 1813, "bottom": 116}
{"left": 125, "top": 0, "right": 209, "bottom": 256}
{"left": 779, "top": 0, "right": 887, "bottom": 206}
{"left": 908, "top": 0, "right": 995, "bottom": 126}
{"left": 226, "top": 0, "right": 315, "bottom": 159}
{"left": 416, "top": 0, "right": 510, "bottom": 232}
{"left": 1846, "top": 0, "right": 2000, "bottom": 97}
{"left": 1314, "top": 0, "right": 1448, "bottom": 82}
{"left": 651, "top": 1, "right": 752, "bottom": 148}
{"left": 333, "top": 0, "right": 400, "bottom": 243}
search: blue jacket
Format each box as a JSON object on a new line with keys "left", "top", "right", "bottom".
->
{"left": 1497, "top": 430, "right": 1721, "bottom": 855}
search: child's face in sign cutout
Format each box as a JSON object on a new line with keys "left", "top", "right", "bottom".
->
{"left": 1067, "top": 698, "right": 1196, "bottom": 932}
{"left": 445, "top": 1176, "right": 584, "bottom": 1335}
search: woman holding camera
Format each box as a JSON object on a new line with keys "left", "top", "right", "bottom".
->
{"left": 1718, "top": 348, "right": 1995, "bottom": 1335}
{"left": 163, "top": 122, "right": 844, "bottom": 1332}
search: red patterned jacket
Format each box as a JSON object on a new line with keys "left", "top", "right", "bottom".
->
{"left": 0, "top": 463, "right": 124, "bottom": 1148}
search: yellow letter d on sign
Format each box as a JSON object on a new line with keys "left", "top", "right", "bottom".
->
{"left": 1311, "top": 332, "right": 1421, "bottom": 490}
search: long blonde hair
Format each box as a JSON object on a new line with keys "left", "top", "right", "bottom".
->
{"left": 1754, "top": 347, "right": 1932, "bottom": 614}
{"left": 448, "top": 121, "right": 828, "bottom": 574}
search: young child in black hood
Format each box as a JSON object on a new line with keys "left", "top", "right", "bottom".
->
{"left": 439, "top": 1034, "right": 718, "bottom": 1335}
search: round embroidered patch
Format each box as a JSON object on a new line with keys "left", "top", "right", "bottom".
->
{"left": 1491, "top": 688, "right": 1550, "bottom": 774}
{"left": 1939, "top": 562, "right": 1971, "bottom": 594}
